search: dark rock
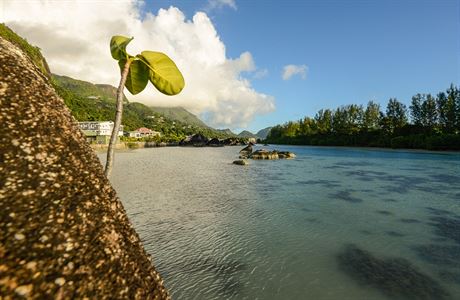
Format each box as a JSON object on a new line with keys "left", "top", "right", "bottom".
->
{"left": 277, "top": 151, "right": 296, "bottom": 159}
{"left": 179, "top": 133, "right": 209, "bottom": 147}
{"left": 0, "top": 37, "right": 169, "bottom": 299}
{"left": 233, "top": 160, "right": 248, "bottom": 166}
{"left": 207, "top": 137, "right": 223, "bottom": 147}
{"left": 222, "top": 138, "right": 245, "bottom": 146}
{"left": 239, "top": 144, "right": 253, "bottom": 157}
{"left": 337, "top": 244, "right": 449, "bottom": 300}
{"left": 249, "top": 149, "right": 278, "bottom": 159}
{"left": 247, "top": 149, "right": 296, "bottom": 160}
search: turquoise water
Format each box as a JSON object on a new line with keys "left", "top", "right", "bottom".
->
{"left": 101, "top": 146, "right": 460, "bottom": 300}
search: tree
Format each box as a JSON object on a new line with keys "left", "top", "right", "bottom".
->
{"left": 332, "top": 107, "right": 348, "bottom": 134}
{"left": 315, "top": 109, "right": 333, "bottom": 134}
{"left": 363, "top": 101, "right": 381, "bottom": 131}
{"left": 299, "top": 117, "right": 318, "bottom": 136}
{"left": 421, "top": 94, "right": 437, "bottom": 130}
{"left": 386, "top": 98, "right": 407, "bottom": 133}
{"left": 410, "top": 93, "right": 423, "bottom": 126}
{"left": 106, "top": 35, "right": 185, "bottom": 177}
{"left": 345, "top": 104, "right": 364, "bottom": 134}
{"left": 446, "top": 84, "right": 460, "bottom": 132}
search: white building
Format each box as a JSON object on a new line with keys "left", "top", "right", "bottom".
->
{"left": 126, "top": 127, "right": 161, "bottom": 138}
{"left": 78, "top": 121, "right": 124, "bottom": 144}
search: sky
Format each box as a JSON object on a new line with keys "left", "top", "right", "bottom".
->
{"left": 1, "top": 0, "right": 459, "bottom": 133}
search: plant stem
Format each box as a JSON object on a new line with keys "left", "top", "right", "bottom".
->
{"left": 105, "top": 59, "right": 132, "bottom": 177}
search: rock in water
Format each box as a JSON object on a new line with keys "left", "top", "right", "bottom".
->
{"left": 249, "top": 149, "right": 279, "bottom": 159}
{"left": 277, "top": 151, "right": 296, "bottom": 159}
{"left": 233, "top": 160, "right": 249, "bottom": 165}
{"left": 0, "top": 36, "right": 169, "bottom": 298}
{"left": 239, "top": 144, "right": 253, "bottom": 157}
{"left": 337, "top": 244, "right": 449, "bottom": 300}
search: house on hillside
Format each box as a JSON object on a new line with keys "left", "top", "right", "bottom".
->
{"left": 78, "top": 121, "right": 123, "bottom": 144}
{"left": 126, "top": 127, "right": 161, "bottom": 138}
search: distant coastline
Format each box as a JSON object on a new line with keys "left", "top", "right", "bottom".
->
{"left": 261, "top": 143, "right": 460, "bottom": 154}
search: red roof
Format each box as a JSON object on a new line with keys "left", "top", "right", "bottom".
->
{"left": 135, "top": 127, "right": 152, "bottom": 133}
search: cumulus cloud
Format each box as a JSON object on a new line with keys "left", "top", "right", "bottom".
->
{"left": 282, "top": 64, "right": 308, "bottom": 80}
{"left": 1, "top": 0, "right": 273, "bottom": 128}
{"left": 204, "top": 0, "right": 237, "bottom": 12}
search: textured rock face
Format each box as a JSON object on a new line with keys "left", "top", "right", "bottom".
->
{"left": 0, "top": 37, "right": 169, "bottom": 299}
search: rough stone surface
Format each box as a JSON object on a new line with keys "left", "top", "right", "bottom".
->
{"left": 233, "top": 160, "right": 248, "bottom": 166}
{"left": 0, "top": 37, "right": 169, "bottom": 299}
{"left": 238, "top": 145, "right": 253, "bottom": 158}
{"left": 248, "top": 149, "right": 295, "bottom": 160}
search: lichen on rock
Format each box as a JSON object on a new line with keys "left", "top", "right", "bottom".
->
{"left": 0, "top": 36, "right": 169, "bottom": 299}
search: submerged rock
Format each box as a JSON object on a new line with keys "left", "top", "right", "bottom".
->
{"left": 337, "top": 244, "right": 449, "bottom": 300}
{"left": 0, "top": 36, "right": 169, "bottom": 298}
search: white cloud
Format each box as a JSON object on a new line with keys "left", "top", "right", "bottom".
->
{"left": 204, "top": 0, "right": 237, "bottom": 12}
{"left": 1, "top": 0, "right": 273, "bottom": 129}
{"left": 282, "top": 64, "right": 308, "bottom": 80}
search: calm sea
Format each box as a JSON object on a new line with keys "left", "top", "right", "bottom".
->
{"left": 99, "top": 145, "right": 460, "bottom": 300}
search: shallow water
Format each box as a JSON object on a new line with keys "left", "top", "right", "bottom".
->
{"left": 100, "top": 146, "right": 460, "bottom": 300}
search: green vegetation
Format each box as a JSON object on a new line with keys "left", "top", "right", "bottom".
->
{"left": 150, "top": 106, "right": 208, "bottom": 128}
{"left": 238, "top": 130, "right": 258, "bottom": 138}
{"left": 52, "top": 74, "right": 235, "bottom": 139}
{"left": 0, "top": 23, "right": 50, "bottom": 77}
{"left": 265, "top": 85, "right": 460, "bottom": 150}
{"left": 105, "top": 35, "right": 186, "bottom": 176}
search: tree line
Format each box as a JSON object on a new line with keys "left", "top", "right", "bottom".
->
{"left": 265, "top": 85, "right": 460, "bottom": 150}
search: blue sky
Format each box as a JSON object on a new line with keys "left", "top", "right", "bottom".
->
{"left": 4, "top": 0, "right": 458, "bottom": 132}
{"left": 146, "top": 0, "right": 459, "bottom": 132}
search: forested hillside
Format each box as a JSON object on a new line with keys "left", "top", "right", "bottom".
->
{"left": 265, "top": 85, "right": 460, "bottom": 150}
{"left": 51, "top": 74, "right": 235, "bottom": 140}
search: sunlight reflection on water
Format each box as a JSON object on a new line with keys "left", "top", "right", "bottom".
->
{"left": 100, "top": 146, "right": 460, "bottom": 300}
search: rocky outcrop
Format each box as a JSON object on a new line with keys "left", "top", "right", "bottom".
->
{"left": 207, "top": 138, "right": 223, "bottom": 147}
{"left": 233, "top": 160, "right": 249, "bottom": 166}
{"left": 0, "top": 36, "right": 169, "bottom": 299}
{"left": 222, "top": 138, "right": 247, "bottom": 146}
{"left": 245, "top": 149, "right": 296, "bottom": 160}
{"left": 249, "top": 149, "right": 279, "bottom": 159}
{"left": 277, "top": 151, "right": 296, "bottom": 159}
{"left": 179, "top": 133, "right": 208, "bottom": 147}
{"left": 239, "top": 144, "right": 253, "bottom": 157}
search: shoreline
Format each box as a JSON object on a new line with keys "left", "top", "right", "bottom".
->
{"left": 261, "top": 143, "right": 460, "bottom": 155}
{"left": 92, "top": 142, "right": 460, "bottom": 155}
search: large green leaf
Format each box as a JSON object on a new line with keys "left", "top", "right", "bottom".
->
{"left": 118, "top": 59, "right": 149, "bottom": 95}
{"left": 139, "top": 51, "right": 185, "bottom": 95}
{"left": 110, "top": 35, "right": 133, "bottom": 60}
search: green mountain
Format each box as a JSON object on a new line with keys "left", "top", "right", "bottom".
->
{"left": 150, "top": 106, "right": 208, "bottom": 128}
{"left": 238, "top": 130, "right": 257, "bottom": 138}
{"left": 256, "top": 127, "right": 273, "bottom": 139}
{"left": 51, "top": 74, "right": 235, "bottom": 140}
{"left": 216, "top": 128, "right": 236, "bottom": 136}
